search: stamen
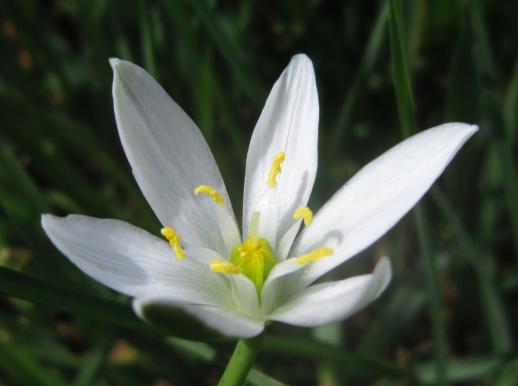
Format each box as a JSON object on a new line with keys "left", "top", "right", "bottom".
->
{"left": 296, "top": 247, "right": 334, "bottom": 265}
{"left": 267, "top": 151, "right": 286, "bottom": 187}
{"left": 249, "top": 211, "right": 260, "bottom": 238}
{"left": 194, "top": 185, "right": 225, "bottom": 206}
{"left": 161, "top": 227, "right": 185, "bottom": 260}
{"left": 293, "top": 207, "right": 313, "bottom": 225}
{"left": 210, "top": 260, "right": 241, "bottom": 274}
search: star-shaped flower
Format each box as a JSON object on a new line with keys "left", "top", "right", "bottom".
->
{"left": 41, "top": 54, "right": 477, "bottom": 338}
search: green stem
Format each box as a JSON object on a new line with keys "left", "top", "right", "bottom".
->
{"left": 218, "top": 334, "right": 264, "bottom": 386}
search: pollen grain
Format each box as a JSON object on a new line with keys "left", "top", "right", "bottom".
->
{"left": 296, "top": 247, "right": 334, "bottom": 265}
{"left": 194, "top": 185, "right": 225, "bottom": 206}
{"left": 293, "top": 207, "right": 313, "bottom": 225}
{"left": 267, "top": 151, "right": 286, "bottom": 187}
{"left": 161, "top": 226, "right": 185, "bottom": 260}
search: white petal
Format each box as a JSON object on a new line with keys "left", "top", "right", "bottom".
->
{"left": 260, "top": 256, "right": 306, "bottom": 315}
{"left": 189, "top": 250, "right": 260, "bottom": 317}
{"left": 277, "top": 218, "right": 304, "bottom": 261}
{"left": 133, "top": 296, "right": 264, "bottom": 338}
{"left": 41, "top": 214, "right": 230, "bottom": 307}
{"left": 184, "top": 247, "right": 228, "bottom": 265}
{"left": 243, "top": 54, "right": 319, "bottom": 251}
{"left": 291, "top": 123, "right": 477, "bottom": 287}
{"left": 111, "top": 59, "right": 240, "bottom": 257}
{"left": 227, "top": 275, "right": 260, "bottom": 318}
{"left": 267, "top": 257, "right": 392, "bottom": 327}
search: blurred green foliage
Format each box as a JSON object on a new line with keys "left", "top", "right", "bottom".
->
{"left": 0, "top": 0, "right": 516, "bottom": 385}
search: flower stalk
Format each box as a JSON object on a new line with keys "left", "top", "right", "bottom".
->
{"left": 218, "top": 334, "right": 264, "bottom": 386}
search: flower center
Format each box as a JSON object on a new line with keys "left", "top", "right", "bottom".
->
{"left": 159, "top": 170, "right": 335, "bottom": 297}
{"left": 230, "top": 236, "right": 276, "bottom": 293}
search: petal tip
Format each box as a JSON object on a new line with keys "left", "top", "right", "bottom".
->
{"left": 291, "top": 52, "right": 311, "bottom": 62}
{"left": 109, "top": 58, "right": 139, "bottom": 79}
{"left": 289, "top": 53, "right": 313, "bottom": 70}
{"left": 468, "top": 123, "right": 479, "bottom": 134}
{"left": 445, "top": 121, "right": 479, "bottom": 137}
{"left": 131, "top": 297, "right": 146, "bottom": 319}
{"left": 40, "top": 213, "right": 59, "bottom": 229}
{"left": 449, "top": 122, "right": 479, "bottom": 145}
{"left": 376, "top": 256, "right": 392, "bottom": 276}
{"left": 373, "top": 256, "right": 393, "bottom": 298}
{"left": 109, "top": 57, "right": 121, "bottom": 69}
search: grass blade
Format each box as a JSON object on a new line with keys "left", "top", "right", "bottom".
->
{"left": 388, "top": 0, "right": 448, "bottom": 383}
{"left": 329, "top": 0, "right": 389, "bottom": 152}
{"left": 0, "top": 342, "right": 68, "bottom": 386}
{"left": 0, "top": 267, "right": 147, "bottom": 332}
{"left": 189, "top": 0, "right": 265, "bottom": 108}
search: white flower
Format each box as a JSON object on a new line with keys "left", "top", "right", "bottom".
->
{"left": 41, "top": 54, "right": 477, "bottom": 339}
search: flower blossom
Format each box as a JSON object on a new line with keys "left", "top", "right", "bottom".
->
{"left": 42, "top": 54, "right": 477, "bottom": 338}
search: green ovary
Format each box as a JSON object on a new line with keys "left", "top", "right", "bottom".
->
{"left": 231, "top": 236, "right": 276, "bottom": 294}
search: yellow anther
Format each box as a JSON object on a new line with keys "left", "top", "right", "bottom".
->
{"left": 210, "top": 260, "right": 241, "bottom": 275}
{"left": 293, "top": 207, "right": 313, "bottom": 225}
{"left": 267, "top": 151, "right": 286, "bottom": 187}
{"left": 161, "top": 227, "right": 185, "bottom": 260}
{"left": 194, "top": 185, "right": 225, "bottom": 206}
{"left": 296, "top": 247, "right": 334, "bottom": 265}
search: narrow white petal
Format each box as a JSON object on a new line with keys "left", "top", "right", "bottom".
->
{"left": 184, "top": 247, "right": 227, "bottom": 265}
{"left": 260, "top": 257, "right": 306, "bottom": 315}
{"left": 267, "top": 257, "right": 392, "bottom": 327}
{"left": 133, "top": 296, "right": 264, "bottom": 338}
{"left": 41, "top": 214, "right": 230, "bottom": 307}
{"left": 190, "top": 250, "right": 260, "bottom": 317}
{"left": 291, "top": 123, "right": 477, "bottom": 287}
{"left": 243, "top": 54, "right": 319, "bottom": 251}
{"left": 277, "top": 218, "right": 304, "bottom": 261}
{"left": 228, "top": 275, "right": 260, "bottom": 318}
{"left": 111, "top": 59, "right": 240, "bottom": 257}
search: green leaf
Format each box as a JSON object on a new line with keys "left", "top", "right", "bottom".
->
{"left": 262, "top": 335, "right": 406, "bottom": 382}
{"left": 189, "top": 0, "right": 265, "bottom": 108}
{"left": 388, "top": 0, "right": 416, "bottom": 137}
{"left": 446, "top": 11, "right": 479, "bottom": 122}
{"left": 0, "top": 267, "right": 146, "bottom": 331}
{"left": 469, "top": 0, "right": 518, "bottom": 262}
{"left": 359, "top": 285, "right": 427, "bottom": 353}
{"left": 432, "top": 188, "right": 513, "bottom": 353}
{"left": 329, "top": 0, "right": 389, "bottom": 151}
{"left": 416, "top": 356, "right": 504, "bottom": 384}
{"left": 0, "top": 342, "right": 69, "bottom": 386}
{"left": 388, "top": 1, "right": 448, "bottom": 383}
{"left": 496, "top": 358, "right": 518, "bottom": 386}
